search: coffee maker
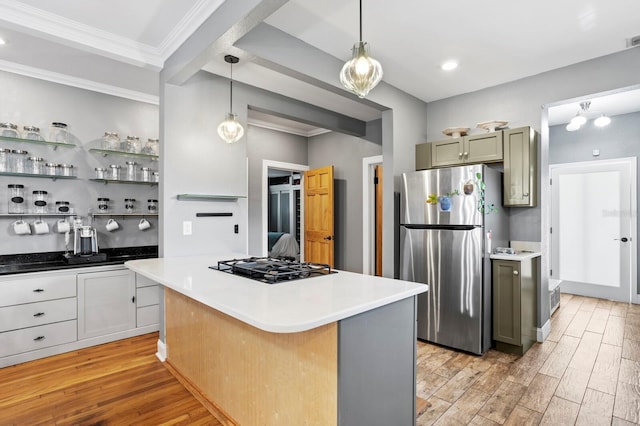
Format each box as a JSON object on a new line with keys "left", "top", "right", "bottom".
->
{"left": 63, "top": 220, "right": 107, "bottom": 264}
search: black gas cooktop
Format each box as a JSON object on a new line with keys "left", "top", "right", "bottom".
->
{"left": 211, "top": 257, "right": 335, "bottom": 284}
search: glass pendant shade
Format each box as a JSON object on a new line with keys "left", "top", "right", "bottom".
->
{"left": 340, "top": 41, "right": 383, "bottom": 98}
{"left": 566, "top": 122, "right": 580, "bottom": 132}
{"left": 217, "top": 113, "right": 244, "bottom": 144}
{"left": 594, "top": 114, "right": 611, "bottom": 127}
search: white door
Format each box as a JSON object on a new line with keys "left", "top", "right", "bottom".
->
{"left": 551, "top": 158, "right": 637, "bottom": 302}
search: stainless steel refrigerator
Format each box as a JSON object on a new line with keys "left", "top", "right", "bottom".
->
{"left": 400, "top": 164, "right": 508, "bottom": 354}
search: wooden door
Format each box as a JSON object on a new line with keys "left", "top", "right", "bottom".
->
{"left": 492, "top": 260, "right": 521, "bottom": 346}
{"left": 304, "top": 166, "right": 334, "bottom": 267}
{"left": 375, "top": 165, "right": 383, "bottom": 276}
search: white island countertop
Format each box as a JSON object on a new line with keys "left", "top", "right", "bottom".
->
{"left": 489, "top": 251, "right": 541, "bottom": 261}
{"left": 125, "top": 255, "right": 427, "bottom": 334}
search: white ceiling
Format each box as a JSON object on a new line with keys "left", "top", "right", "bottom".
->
{"left": 0, "top": 0, "right": 639, "bottom": 120}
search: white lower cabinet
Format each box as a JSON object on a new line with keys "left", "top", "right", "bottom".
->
{"left": 135, "top": 273, "right": 160, "bottom": 327}
{"left": 0, "top": 320, "right": 77, "bottom": 358}
{"left": 0, "top": 298, "right": 77, "bottom": 333}
{"left": 77, "top": 269, "right": 136, "bottom": 340}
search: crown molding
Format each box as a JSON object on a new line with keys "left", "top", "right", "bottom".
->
{"left": 248, "top": 117, "right": 330, "bottom": 138}
{"left": 0, "top": 59, "right": 159, "bottom": 105}
{"left": 157, "top": 0, "right": 226, "bottom": 61}
{"left": 0, "top": 0, "right": 163, "bottom": 68}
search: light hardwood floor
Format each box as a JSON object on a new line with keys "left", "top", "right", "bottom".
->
{"left": 416, "top": 294, "right": 640, "bottom": 425}
{"left": 0, "top": 332, "right": 222, "bottom": 425}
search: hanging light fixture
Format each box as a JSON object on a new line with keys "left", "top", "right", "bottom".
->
{"left": 217, "top": 55, "right": 244, "bottom": 144}
{"left": 339, "top": 0, "right": 383, "bottom": 98}
{"left": 594, "top": 113, "right": 612, "bottom": 127}
{"left": 569, "top": 101, "right": 590, "bottom": 127}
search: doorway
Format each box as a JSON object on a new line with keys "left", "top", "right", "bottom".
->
{"left": 362, "top": 155, "right": 383, "bottom": 275}
{"left": 262, "top": 160, "right": 309, "bottom": 258}
{"left": 550, "top": 158, "right": 637, "bottom": 302}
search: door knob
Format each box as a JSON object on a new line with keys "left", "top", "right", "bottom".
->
{"left": 614, "top": 237, "right": 629, "bottom": 242}
{"left": 458, "top": 152, "right": 463, "bottom": 159}
{"left": 324, "top": 236, "right": 333, "bottom": 241}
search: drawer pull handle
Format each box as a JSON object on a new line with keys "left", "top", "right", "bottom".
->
{"left": 33, "top": 289, "right": 45, "bottom": 293}
{"left": 33, "top": 312, "right": 45, "bottom": 317}
{"left": 33, "top": 336, "right": 45, "bottom": 341}
{"left": 513, "top": 270, "right": 519, "bottom": 276}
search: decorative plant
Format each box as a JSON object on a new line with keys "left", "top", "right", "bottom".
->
{"left": 475, "top": 172, "right": 498, "bottom": 214}
{"left": 426, "top": 189, "right": 460, "bottom": 205}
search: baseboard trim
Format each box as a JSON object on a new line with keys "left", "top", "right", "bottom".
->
{"left": 156, "top": 339, "right": 167, "bottom": 362}
{"left": 537, "top": 319, "right": 551, "bottom": 342}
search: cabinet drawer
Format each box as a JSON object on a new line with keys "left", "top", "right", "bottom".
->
{"left": 0, "top": 320, "right": 77, "bottom": 358}
{"left": 137, "top": 305, "right": 159, "bottom": 327}
{"left": 136, "top": 274, "right": 159, "bottom": 288}
{"left": 0, "top": 274, "right": 76, "bottom": 307}
{"left": 136, "top": 286, "right": 160, "bottom": 307}
{"left": 0, "top": 298, "right": 77, "bottom": 332}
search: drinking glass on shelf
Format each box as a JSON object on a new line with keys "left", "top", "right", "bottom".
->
{"left": 49, "top": 122, "right": 70, "bottom": 144}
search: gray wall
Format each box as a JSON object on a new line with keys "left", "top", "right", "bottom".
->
{"left": 0, "top": 71, "right": 159, "bottom": 255}
{"left": 425, "top": 47, "right": 640, "bottom": 328}
{"left": 247, "top": 124, "right": 308, "bottom": 256}
{"left": 308, "top": 132, "right": 382, "bottom": 272}
{"left": 550, "top": 110, "right": 640, "bottom": 296}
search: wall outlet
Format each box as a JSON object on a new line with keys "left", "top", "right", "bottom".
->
{"left": 183, "top": 221, "right": 192, "bottom": 235}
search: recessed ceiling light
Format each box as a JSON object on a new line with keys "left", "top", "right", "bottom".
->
{"left": 441, "top": 61, "right": 458, "bottom": 71}
{"left": 0, "top": 38, "right": 5, "bottom": 46}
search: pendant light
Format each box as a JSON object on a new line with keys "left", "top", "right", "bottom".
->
{"left": 217, "top": 55, "right": 244, "bottom": 144}
{"left": 339, "top": 0, "right": 383, "bottom": 98}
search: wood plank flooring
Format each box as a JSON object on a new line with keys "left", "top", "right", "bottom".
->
{"left": 0, "top": 332, "right": 222, "bottom": 425}
{"left": 417, "top": 294, "right": 640, "bottom": 425}
{"left": 1, "top": 294, "right": 638, "bottom": 425}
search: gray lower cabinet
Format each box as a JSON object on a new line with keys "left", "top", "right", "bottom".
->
{"left": 492, "top": 259, "right": 537, "bottom": 355}
{"left": 77, "top": 269, "right": 136, "bottom": 339}
{"left": 503, "top": 126, "right": 537, "bottom": 207}
{"left": 0, "top": 266, "right": 159, "bottom": 368}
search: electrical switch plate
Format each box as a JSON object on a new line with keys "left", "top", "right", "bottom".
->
{"left": 183, "top": 221, "right": 192, "bottom": 235}
{"left": 593, "top": 149, "right": 600, "bottom": 156}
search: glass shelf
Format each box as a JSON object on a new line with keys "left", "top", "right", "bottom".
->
{"left": 0, "top": 171, "right": 77, "bottom": 180}
{"left": 0, "top": 135, "right": 76, "bottom": 149}
{"left": 89, "top": 148, "right": 158, "bottom": 160}
{"left": 176, "top": 194, "right": 246, "bottom": 201}
{"left": 90, "top": 213, "right": 159, "bottom": 218}
{"left": 89, "top": 178, "right": 157, "bottom": 186}
{"left": 0, "top": 213, "right": 75, "bottom": 218}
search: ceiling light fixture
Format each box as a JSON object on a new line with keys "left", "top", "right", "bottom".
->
{"left": 217, "top": 55, "right": 244, "bottom": 144}
{"left": 0, "top": 38, "right": 5, "bottom": 46}
{"left": 339, "top": 0, "right": 383, "bottom": 98}
{"left": 569, "top": 101, "right": 590, "bottom": 127}
{"left": 594, "top": 114, "right": 611, "bottom": 127}
{"left": 441, "top": 61, "right": 458, "bottom": 71}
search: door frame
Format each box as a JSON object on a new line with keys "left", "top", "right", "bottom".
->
{"left": 550, "top": 157, "right": 637, "bottom": 303}
{"left": 262, "top": 160, "right": 309, "bottom": 257}
{"left": 362, "top": 155, "right": 383, "bottom": 275}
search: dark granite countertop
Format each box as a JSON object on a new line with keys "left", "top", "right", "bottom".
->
{"left": 0, "top": 246, "right": 158, "bottom": 276}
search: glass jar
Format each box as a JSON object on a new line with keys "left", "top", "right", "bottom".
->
{"left": 94, "top": 167, "right": 106, "bottom": 179}
{"left": 0, "top": 122, "right": 19, "bottom": 138}
{"left": 140, "top": 167, "right": 151, "bottom": 182}
{"left": 55, "top": 201, "right": 70, "bottom": 213}
{"left": 28, "top": 157, "right": 44, "bottom": 174}
{"left": 147, "top": 199, "right": 158, "bottom": 214}
{"left": 22, "top": 126, "right": 43, "bottom": 141}
{"left": 49, "top": 122, "right": 70, "bottom": 144}
{"left": 32, "top": 190, "right": 48, "bottom": 214}
{"left": 45, "top": 162, "right": 57, "bottom": 175}
{"left": 125, "top": 161, "right": 137, "bottom": 181}
{"left": 124, "top": 198, "right": 136, "bottom": 213}
{"left": 122, "top": 136, "right": 141, "bottom": 153}
{"left": 57, "top": 164, "right": 74, "bottom": 177}
{"left": 102, "top": 132, "right": 120, "bottom": 151}
{"left": 152, "top": 171, "right": 160, "bottom": 183}
{"left": 97, "top": 197, "right": 110, "bottom": 213}
{"left": 143, "top": 138, "right": 159, "bottom": 155}
{"left": 11, "top": 149, "right": 28, "bottom": 173}
{"left": 108, "top": 164, "right": 121, "bottom": 180}
{"left": 8, "top": 184, "right": 25, "bottom": 214}
{"left": 0, "top": 148, "right": 10, "bottom": 172}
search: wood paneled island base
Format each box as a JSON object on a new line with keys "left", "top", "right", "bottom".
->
{"left": 165, "top": 288, "right": 338, "bottom": 426}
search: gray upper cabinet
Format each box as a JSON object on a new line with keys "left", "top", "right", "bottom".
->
{"left": 503, "top": 126, "right": 537, "bottom": 207}
{"left": 415, "top": 142, "right": 432, "bottom": 170}
{"left": 430, "top": 131, "right": 503, "bottom": 168}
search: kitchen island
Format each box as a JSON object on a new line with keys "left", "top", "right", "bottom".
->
{"left": 126, "top": 255, "right": 427, "bottom": 426}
